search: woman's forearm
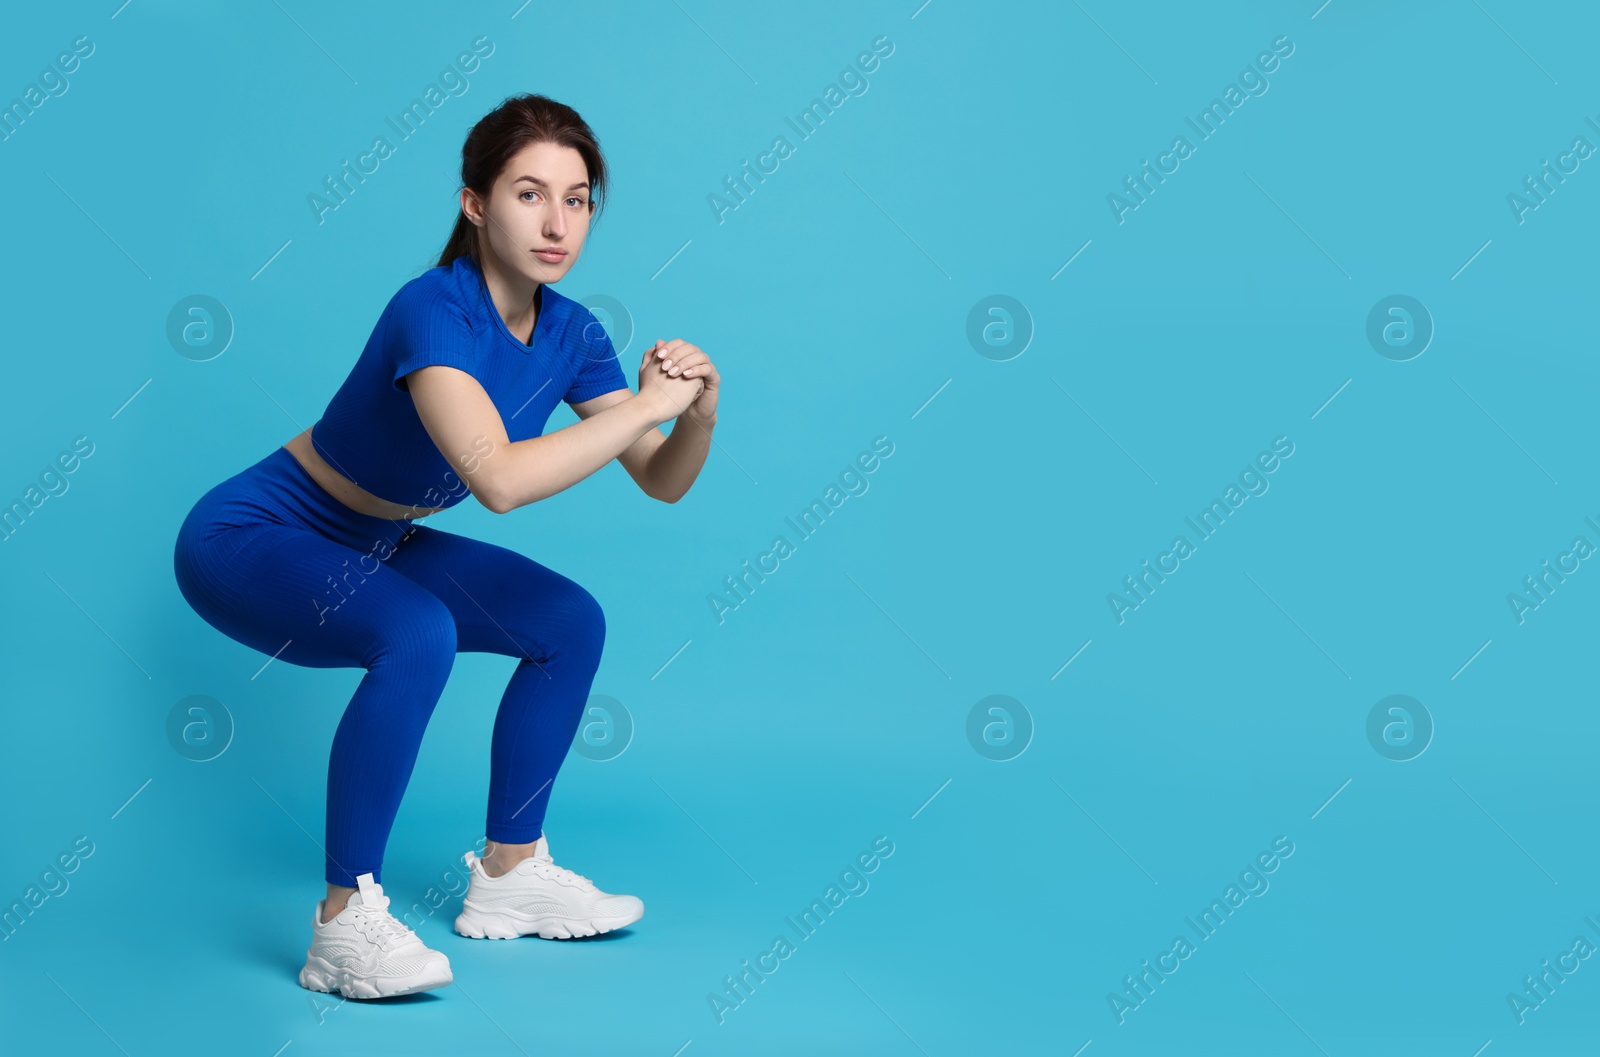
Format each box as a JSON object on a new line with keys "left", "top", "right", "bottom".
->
{"left": 642, "top": 413, "right": 715, "bottom": 503}
{"left": 490, "top": 394, "right": 663, "bottom": 512}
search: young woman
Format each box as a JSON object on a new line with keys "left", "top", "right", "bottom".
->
{"left": 172, "top": 94, "right": 720, "bottom": 1000}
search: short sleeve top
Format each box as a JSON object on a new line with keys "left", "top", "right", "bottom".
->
{"left": 309, "top": 254, "right": 630, "bottom": 511}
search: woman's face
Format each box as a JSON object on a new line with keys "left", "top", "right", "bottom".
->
{"left": 471, "top": 140, "right": 593, "bottom": 284}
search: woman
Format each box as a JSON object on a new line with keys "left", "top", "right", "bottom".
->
{"left": 172, "top": 94, "right": 719, "bottom": 1000}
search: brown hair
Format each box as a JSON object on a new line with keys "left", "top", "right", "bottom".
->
{"left": 435, "top": 93, "right": 608, "bottom": 269}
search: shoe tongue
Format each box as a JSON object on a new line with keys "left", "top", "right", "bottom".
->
{"left": 353, "top": 872, "right": 386, "bottom": 908}
{"left": 505, "top": 836, "right": 553, "bottom": 874}
{"left": 514, "top": 855, "right": 551, "bottom": 874}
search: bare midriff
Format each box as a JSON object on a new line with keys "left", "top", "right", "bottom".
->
{"left": 283, "top": 426, "right": 449, "bottom": 520}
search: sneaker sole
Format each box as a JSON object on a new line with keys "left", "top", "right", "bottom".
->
{"left": 298, "top": 952, "right": 453, "bottom": 999}
{"left": 453, "top": 900, "right": 644, "bottom": 940}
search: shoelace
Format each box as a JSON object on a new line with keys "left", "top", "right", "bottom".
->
{"left": 541, "top": 858, "right": 594, "bottom": 889}
{"left": 507, "top": 853, "right": 594, "bottom": 890}
{"left": 349, "top": 896, "right": 417, "bottom": 951}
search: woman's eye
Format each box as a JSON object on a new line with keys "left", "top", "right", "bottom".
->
{"left": 521, "top": 191, "right": 539, "bottom": 202}
{"left": 567, "top": 197, "right": 586, "bottom": 208}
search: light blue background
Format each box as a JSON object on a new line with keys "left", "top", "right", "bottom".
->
{"left": 2, "top": 0, "right": 1597, "bottom": 1054}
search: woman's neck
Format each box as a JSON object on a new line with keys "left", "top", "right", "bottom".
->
{"left": 477, "top": 253, "right": 541, "bottom": 342}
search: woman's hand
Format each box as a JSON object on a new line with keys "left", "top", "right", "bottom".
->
{"left": 635, "top": 340, "right": 704, "bottom": 425}
{"left": 649, "top": 339, "right": 719, "bottom": 426}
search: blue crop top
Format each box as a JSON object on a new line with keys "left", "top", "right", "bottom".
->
{"left": 309, "top": 254, "right": 630, "bottom": 512}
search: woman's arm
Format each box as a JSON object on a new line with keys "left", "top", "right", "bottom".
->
{"left": 406, "top": 363, "right": 698, "bottom": 514}
{"left": 620, "top": 337, "right": 721, "bottom": 503}
{"left": 570, "top": 389, "right": 715, "bottom": 504}
{"left": 641, "top": 408, "right": 716, "bottom": 503}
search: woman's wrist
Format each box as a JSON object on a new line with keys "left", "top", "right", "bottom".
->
{"left": 631, "top": 388, "right": 677, "bottom": 427}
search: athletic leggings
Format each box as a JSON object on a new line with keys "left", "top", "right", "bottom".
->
{"left": 172, "top": 445, "right": 606, "bottom": 887}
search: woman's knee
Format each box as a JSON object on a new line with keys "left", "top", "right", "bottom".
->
{"left": 545, "top": 577, "right": 606, "bottom": 662}
{"left": 569, "top": 580, "right": 607, "bottom": 653}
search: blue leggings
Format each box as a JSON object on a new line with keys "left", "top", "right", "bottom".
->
{"left": 172, "top": 445, "right": 606, "bottom": 887}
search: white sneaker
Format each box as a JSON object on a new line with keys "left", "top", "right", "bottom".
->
{"left": 299, "top": 872, "right": 453, "bottom": 999}
{"left": 454, "top": 835, "right": 644, "bottom": 940}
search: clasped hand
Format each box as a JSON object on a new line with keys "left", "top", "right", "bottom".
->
{"left": 635, "top": 339, "right": 719, "bottom": 426}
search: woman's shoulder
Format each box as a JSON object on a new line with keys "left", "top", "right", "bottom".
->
{"left": 365, "top": 260, "right": 483, "bottom": 389}
{"left": 389, "top": 257, "right": 471, "bottom": 310}
{"left": 538, "top": 282, "right": 582, "bottom": 319}
{"left": 378, "top": 258, "right": 481, "bottom": 335}
{"left": 540, "top": 284, "right": 609, "bottom": 347}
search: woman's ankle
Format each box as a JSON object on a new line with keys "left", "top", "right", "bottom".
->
{"left": 481, "top": 837, "right": 541, "bottom": 878}
{"left": 481, "top": 853, "right": 531, "bottom": 878}
{"left": 322, "top": 884, "right": 356, "bottom": 923}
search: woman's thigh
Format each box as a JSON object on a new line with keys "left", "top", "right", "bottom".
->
{"left": 382, "top": 524, "right": 605, "bottom": 662}
{"left": 175, "top": 517, "right": 455, "bottom": 670}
